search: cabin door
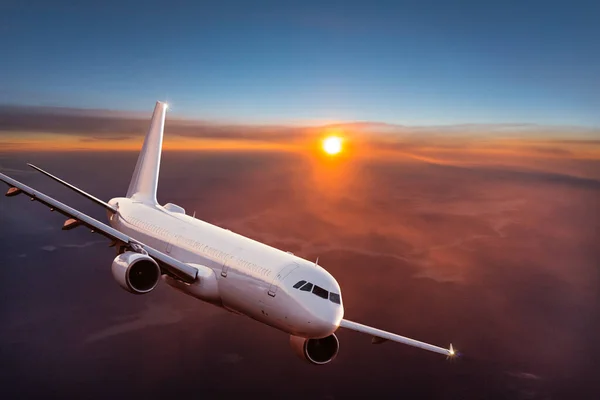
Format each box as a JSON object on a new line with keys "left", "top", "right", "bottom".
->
{"left": 220, "top": 254, "right": 236, "bottom": 278}
{"left": 267, "top": 262, "right": 300, "bottom": 297}
{"left": 166, "top": 234, "right": 177, "bottom": 254}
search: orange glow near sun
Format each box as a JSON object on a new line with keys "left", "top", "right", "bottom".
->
{"left": 322, "top": 136, "right": 343, "bottom": 155}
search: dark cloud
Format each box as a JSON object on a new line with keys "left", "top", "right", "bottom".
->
{"left": 526, "top": 146, "right": 573, "bottom": 156}
{"left": 79, "top": 135, "right": 134, "bottom": 142}
{"left": 431, "top": 163, "right": 600, "bottom": 190}
{"left": 1, "top": 104, "right": 599, "bottom": 146}
{"left": 0, "top": 104, "right": 309, "bottom": 142}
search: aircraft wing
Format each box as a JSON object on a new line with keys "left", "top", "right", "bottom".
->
{"left": 339, "top": 319, "right": 456, "bottom": 357}
{"left": 0, "top": 171, "right": 198, "bottom": 283}
{"left": 27, "top": 163, "right": 118, "bottom": 213}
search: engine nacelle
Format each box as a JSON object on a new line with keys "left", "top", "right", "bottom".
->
{"left": 290, "top": 333, "right": 340, "bottom": 365}
{"left": 111, "top": 251, "right": 161, "bottom": 294}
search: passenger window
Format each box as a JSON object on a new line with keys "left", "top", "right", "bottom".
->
{"left": 312, "top": 285, "right": 328, "bottom": 299}
{"left": 293, "top": 280, "right": 307, "bottom": 289}
{"left": 329, "top": 293, "right": 341, "bottom": 304}
{"left": 300, "top": 283, "right": 313, "bottom": 292}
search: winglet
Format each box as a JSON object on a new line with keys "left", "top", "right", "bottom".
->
{"left": 126, "top": 101, "right": 168, "bottom": 204}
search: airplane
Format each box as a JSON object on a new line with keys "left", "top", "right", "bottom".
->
{"left": 0, "top": 101, "right": 456, "bottom": 364}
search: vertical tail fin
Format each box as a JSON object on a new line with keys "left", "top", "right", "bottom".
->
{"left": 126, "top": 101, "right": 168, "bottom": 204}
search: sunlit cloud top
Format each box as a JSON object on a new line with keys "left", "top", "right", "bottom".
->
{"left": 1, "top": 105, "right": 599, "bottom": 185}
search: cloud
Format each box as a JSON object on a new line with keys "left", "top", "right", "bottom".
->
{"left": 0, "top": 165, "right": 37, "bottom": 175}
{"left": 507, "top": 371, "right": 543, "bottom": 381}
{"left": 79, "top": 135, "right": 135, "bottom": 142}
{"left": 1, "top": 147, "right": 598, "bottom": 396}
{"left": 1, "top": 104, "right": 599, "bottom": 154}
{"left": 38, "top": 241, "right": 104, "bottom": 253}
{"left": 84, "top": 303, "right": 184, "bottom": 344}
{"left": 0, "top": 104, "right": 307, "bottom": 142}
{"left": 62, "top": 240, "right": 104, "bottom": 249}
{"left": 202, "top": 144, "right": 598, "bottom": 291}
{"left": 526, "top": 146, "right": 573, "bottom": 156}
{"left": 219, "top": 353, "right": 244, "bottom": 364}
{"left": 435, "top": 164, "right": 600, "bottom": 190}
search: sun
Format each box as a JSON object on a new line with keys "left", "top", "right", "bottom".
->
{"left": 322, "top": 136, "right": 342, "bottom": 155}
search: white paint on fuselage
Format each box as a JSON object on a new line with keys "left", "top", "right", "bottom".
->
{"left": 108, "top": 197, "right": 344, "bottom": 338}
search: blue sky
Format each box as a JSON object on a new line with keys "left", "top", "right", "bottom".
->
{"left": 1, "top": 0, "right": 599, "bottom": 126}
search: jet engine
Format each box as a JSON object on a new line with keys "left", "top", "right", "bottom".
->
{"left": 290, "top": 333, "right": 340, "bottom": 365}
{"left": 111, "top": 251, "right": 161, "bottom": 294}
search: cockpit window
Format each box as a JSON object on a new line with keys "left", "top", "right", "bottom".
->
{"left": 295, "top": 281, "right": 337, "bottom": 302}
{"left": 293, "top": 280, "right": 307, "bottom": 289}
{"left": 300, "top": 282, "right": 313, "bottom": 292}
{"left": 329, "top": 292, "right": 341, "bottom": 304}
{"left": 312, "top": 285, "right": 329, "bottom": 299}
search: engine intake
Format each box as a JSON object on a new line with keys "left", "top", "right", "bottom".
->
{"left": 290, "top": 333, "right": 339, "bottom": 365}
{"left": 112, "top": 251, "right": 161, "bottom": 294}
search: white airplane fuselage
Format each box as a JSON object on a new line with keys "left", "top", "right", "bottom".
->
{"left": 108, "top": 197, "right": 344, "bottom": 339}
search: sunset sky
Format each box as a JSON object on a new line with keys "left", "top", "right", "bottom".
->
{"left": 1, "top": 0, "right": 599, "bottom": 126}
{"left": 1, "top": 2, "right": 600, "bottom": 399}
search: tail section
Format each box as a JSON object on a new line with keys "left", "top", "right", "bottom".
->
{"left": 126, "top": 101, "right": 168, "bottom": 204}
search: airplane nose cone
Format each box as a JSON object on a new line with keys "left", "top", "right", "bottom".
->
{"left": 285, "top": 264, "right": 344, "bottom": 338}
{"left": 310, "top": 302, "right": 344, "bottom": 338}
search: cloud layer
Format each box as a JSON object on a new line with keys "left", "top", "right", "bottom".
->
{"left": 0, "top": 106, "right": 599, "bottom": 398}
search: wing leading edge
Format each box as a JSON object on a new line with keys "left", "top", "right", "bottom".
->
{"left": 339, "top": 319, "right": 456, "bottom": 357}
{"left": 0, "top": 171, "right": 198, "bottom": 283}
{"left": 27, "top": 163, "right": 117, "bottom": 213}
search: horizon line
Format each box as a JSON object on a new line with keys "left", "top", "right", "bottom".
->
{"left": 1, "top": 103, "right": 599, "bottom": 131}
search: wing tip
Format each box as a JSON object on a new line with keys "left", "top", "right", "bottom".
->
{"left": 448, "top": 343, "right": 461, "bottom": 359}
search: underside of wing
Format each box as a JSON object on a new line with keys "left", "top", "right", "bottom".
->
{"left": 339, "top": 319, "right": 456, "bottom": 357}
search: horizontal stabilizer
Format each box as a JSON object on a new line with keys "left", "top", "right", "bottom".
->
{"left": 28, "top": 163, "right": 117, "bottom": 213}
